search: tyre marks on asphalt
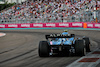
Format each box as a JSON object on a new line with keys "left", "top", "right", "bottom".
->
{"left": 0, "top": 45, "right": 38, "bottom": 66}
{"left": 0, "top": 48, "right": 37, "bottom": 64}
{"left": 0, "top": 30, "right": 99, "bottom": 67}
{"left": 0, "top": 33, "right": 27, "bottom": 54}
{"left": 0, "top": 33, "right": 38, "bottom": 67}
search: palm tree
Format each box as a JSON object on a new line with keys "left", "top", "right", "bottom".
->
{"left": 16, "top": 0, "right": 18, "bottom": 4}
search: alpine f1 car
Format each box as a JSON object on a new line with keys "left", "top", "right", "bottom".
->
{"left": 38, "top": 31, "right": 91, "bottom": 57}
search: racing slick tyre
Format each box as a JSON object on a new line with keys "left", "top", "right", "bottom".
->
{"left": 83, "top": 37, "right": 91, "bottom": 52}
{"left": 75, "top": 40, "right": 86, "bottom": 56}
{"left": 38, "top": 41, "right": 49, "bottom": 57}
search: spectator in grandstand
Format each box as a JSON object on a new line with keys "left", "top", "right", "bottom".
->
{"left": 0, "top": 0, "right": 100, "bottom": 23}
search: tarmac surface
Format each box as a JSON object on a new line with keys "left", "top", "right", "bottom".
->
{"left": 0, "top": 29, "right": 100, "bottom": 67}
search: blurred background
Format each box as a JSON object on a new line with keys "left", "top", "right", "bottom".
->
{"left": 0, "top": 0, "right": 100, "bottom": 24}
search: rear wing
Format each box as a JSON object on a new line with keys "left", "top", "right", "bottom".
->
{"left": 45, "top": 34, "right": 75, "bottom": 40}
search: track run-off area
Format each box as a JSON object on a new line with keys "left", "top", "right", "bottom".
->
{"left": 0, "top": 29, "right": 100, "bottom": 67}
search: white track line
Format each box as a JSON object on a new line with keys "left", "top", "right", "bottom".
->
{"left": 66, "top": 48, "right": 100, "bottom": 67}
{"left": 0, "top": 33, "right": 6, "bottom": 37}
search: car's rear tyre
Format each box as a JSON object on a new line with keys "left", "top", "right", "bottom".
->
{"left": 83, "top": 37, "right": 91, "bottom": 52}
{"left": 38, "top": 41, "right": 49, "bottom": 57}
{"left": 75, "top": 40, "right": 86, "bottom": 56}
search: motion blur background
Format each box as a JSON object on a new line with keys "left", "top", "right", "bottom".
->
{"left": 0, "top": 0, "right": 100, "bottom": 24}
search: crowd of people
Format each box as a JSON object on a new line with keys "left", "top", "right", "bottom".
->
{"left": 0, "top": 0, "right": 100, "bottom": 23}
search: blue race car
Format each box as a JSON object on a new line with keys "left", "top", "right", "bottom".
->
{"left": 38, "top": 31, "right": 91, "bottom": 57}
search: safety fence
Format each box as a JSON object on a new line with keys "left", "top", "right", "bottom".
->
{"left": 0, "top": 22, "right": 100, "bottom": 29}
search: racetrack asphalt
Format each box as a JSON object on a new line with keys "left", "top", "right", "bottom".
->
{"left": 0, "top": 29, "right": 100, "bottom": 67}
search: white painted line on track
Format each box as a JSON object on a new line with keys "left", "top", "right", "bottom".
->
{"left": 0, "top": 33, "right": 6, "bottom": 37}
{"left": 66, "top": 48, "right": 100, "bottom": 67}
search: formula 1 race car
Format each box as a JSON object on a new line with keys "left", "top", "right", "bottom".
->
{"left": 38, "top": 32, "right": 91, "bottom": 57}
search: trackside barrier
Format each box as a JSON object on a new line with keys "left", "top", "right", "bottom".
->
{"left": 0, "top": 22, "right": 100, "bottom": 28}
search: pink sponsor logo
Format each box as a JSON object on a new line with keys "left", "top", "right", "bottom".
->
{"left": 21, "top": 24, "right": 30, "bottom": 28}
{"left": 33, "top": 23, "right": 43, "bottom": 27}
{"left": 94, "top": 24, "right": 100, "bottom": 28}
{"left": 58, "top": 23, "right": 69, "bottom": 27}
{"left": 7, "top": 24, "right": 18, "bottom": 28}
{"left": 87, "top": 23, "right": 94, "bottom": 28}
{"left": 0, "top": 24, "right": 5, "bottom": 28}
{"left": 71, "top": 22, "right": 83, "bottom": 27}
{"left": 45, "top": 23, "right": 56, "bottom": 27}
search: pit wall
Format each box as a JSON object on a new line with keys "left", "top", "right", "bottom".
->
{"left": 0, "top": 22, "right": 100, "bottom": 28}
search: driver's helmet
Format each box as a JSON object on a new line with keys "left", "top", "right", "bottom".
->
{"left": 64, "top": 30, "right": 68, "bottom": 32}
{"left": 61, "top": 30, "right": 68, "bottom": 41}
{"left": 62, "top": 30, "right": 68, "bottom": 35}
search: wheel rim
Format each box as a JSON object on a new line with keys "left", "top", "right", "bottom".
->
{"left": 89, "top": 44, "right": 91, "bottom": 50}
{"left": 84, "top": 48, "right": 86, "bottom": 55}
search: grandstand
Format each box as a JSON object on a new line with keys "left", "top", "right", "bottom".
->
{"left": 0, "top": 0, "right": 100, "bottom": 23}
{"left": 0, "top": 0, "right": 27, "bottom": 3}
